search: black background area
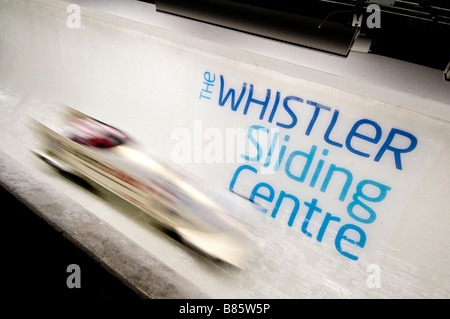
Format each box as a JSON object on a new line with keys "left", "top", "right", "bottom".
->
{"left": 1, "top": 186, "right": 142, "bottom": 300}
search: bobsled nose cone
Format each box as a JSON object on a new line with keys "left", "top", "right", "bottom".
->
{"left": 175, "top": 227, "right": 250, "bottom": 268}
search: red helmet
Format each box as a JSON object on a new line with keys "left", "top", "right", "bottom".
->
{"left": 68, "top": 118, "right": 128, "bottom": 148}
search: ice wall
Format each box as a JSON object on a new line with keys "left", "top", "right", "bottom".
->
{"left": 0, "top": 0, "right": 449, "bottom": 298}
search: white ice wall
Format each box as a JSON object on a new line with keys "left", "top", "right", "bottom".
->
{"left": 0, "top": 0, "right": 449, "bottom": 298}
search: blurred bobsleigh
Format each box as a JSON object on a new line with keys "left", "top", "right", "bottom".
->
{"left": 32, "top": 106, "right": 256, "bottom": 267}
